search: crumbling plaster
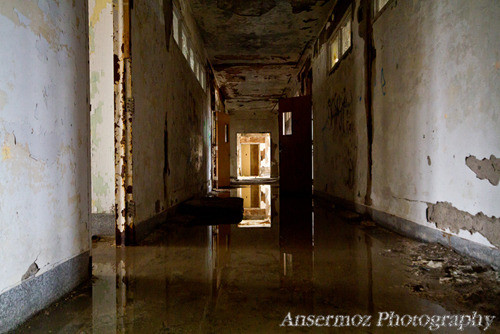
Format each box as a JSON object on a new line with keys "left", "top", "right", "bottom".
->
{"left": 191, "top": 0, "right": 335, "bottom": 115}
{"left": 131, "top": 0, "right": 211, "bottom": 225}
{"left": 312, "top": 0, "right": 500, "bottom": 248}
{"left": 0, "top": 0, "right": 90, "bottom": 293}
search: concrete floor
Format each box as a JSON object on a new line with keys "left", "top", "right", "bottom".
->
{"left": 14, "top": 185, "right": 499, "bottom": 333}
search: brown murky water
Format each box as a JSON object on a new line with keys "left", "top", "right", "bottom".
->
{"left": 14, "top": 185, "right": 499, "bottom": 333}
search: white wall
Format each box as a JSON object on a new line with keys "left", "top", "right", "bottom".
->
{"left": 132, "top": 0, "right": 212, "bottom": 224}
{"left": 313, "top": 0, "right": 500, "bottom": 248}
{"left": 89, "top": 0, "right": 114, "bottom": 214}
{"left": 371, "top": 0, "right": 500, "bottom": 246}
{"left": 0, "top": 0, "right": 90, "bottom": 293}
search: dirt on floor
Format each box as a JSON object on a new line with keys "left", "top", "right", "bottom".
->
{"left": 380, "top": 234, "right": 500, "bottom": 317}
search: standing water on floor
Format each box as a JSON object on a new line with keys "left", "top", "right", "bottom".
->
{"left": 14, "top": 185, "right": 499, "bottom": 333}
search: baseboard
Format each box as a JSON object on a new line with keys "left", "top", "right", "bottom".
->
{"left": 0, "top": 251, "right": 90, "bottom": 333}
{"left": 314, "top": 191, "right": 500, "bottom": 271}
{"left": 91, "top": 213, "right": 114, "bottom": 237}
{"left": 135, "top": 203, "right": 180, "bottom": 243}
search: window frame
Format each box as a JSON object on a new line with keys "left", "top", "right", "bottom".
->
{"left": 282, "top": 112, "right": 292, "bottom": 136}
{"left": 172, "top": 7, "right": 207, "bottom": 91}
{"left": 374, "top": 0, "right": 391, "bottom": 20}
{"left": 327, "top": 6, "right": 353, "bottom": 75}
{"left": 172, "top": 9, "right": 179, "bottom": 45}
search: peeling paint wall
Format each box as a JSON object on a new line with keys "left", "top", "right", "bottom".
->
{"left": 89, "top": 0, "right": 114, "bottom": 214}
{"left": 131, "top": 0, "right": 211, "bottom": 225}
{"left": 229, "top": 110, "right": 279, "bottom": 179}
{"left": 0, "top": 0, "right": 90, "bottom": 293}
{"left": 313, "top": 0, "right": 500, "bottom": 248}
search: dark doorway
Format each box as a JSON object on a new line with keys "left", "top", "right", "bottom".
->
{"left": 278, "top": 96, "right": 312, "bottom": 195}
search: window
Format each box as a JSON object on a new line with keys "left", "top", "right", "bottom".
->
{"left": 181, "top": 29, "right": 188, "bottom": 59}
{"left": 173, "top": 10, "right": 207, "bottom": 91}
{"left": 329, "top": 8, "right": 352, "bottom": 70}
{"left": 375, "top": 0, "right": 390, "bottom": 15}
{"left": 341, "top": 19, "right": 351, "bottom": 54}
{"left": 200, "top": 70, "right": 206, "bottom": 90}
{"left": 224, "top": 124, "right": 229, "bottom": 143}
{"left": 172, "top": 10, "right": 179, "bottom": 45}
{"left": 282, "top": 112, "right": 292, "bottom": 135}
{"left": 189, "top": 46, "right": 195, "bottom": 71}
{"left": 330, "top": 36, "right": 339, "bottom": 67}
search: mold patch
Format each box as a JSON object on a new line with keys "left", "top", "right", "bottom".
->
{"left": 427, "top": 202, "right": 500, "bottom": 248}
{"left": 465, "top": 155, "right": 500, "bottom": 186}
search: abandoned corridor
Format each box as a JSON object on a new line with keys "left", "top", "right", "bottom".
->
{"left": 0, "top": 0, "right": 499, "bottom": 332}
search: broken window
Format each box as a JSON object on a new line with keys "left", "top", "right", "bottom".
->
{"left": 172, "top": 10, "right": 179, "bottom": 45}
{"left": 282, "top": 112, "right": 292, "bottom": 135}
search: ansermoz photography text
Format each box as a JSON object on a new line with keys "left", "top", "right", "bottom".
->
{"left": 280, "top": 311, "right": 495, "bottom": 331}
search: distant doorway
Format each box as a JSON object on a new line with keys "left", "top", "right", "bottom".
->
{"left": 237, "top": 133, "right": 271, "bottom": 179}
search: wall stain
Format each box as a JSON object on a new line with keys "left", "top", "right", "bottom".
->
{"left": 380, "top": 67, "right": 386, "bottom": 96}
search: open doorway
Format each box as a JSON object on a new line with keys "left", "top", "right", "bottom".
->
{"left": 237, "top": 133, "right": 271, "bottom": 180}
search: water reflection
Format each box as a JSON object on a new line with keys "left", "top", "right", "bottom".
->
{"left": 279, "top": 197, "right": 314, "bottom": 308}
{"left": 17, "top": 185, "right": 473, "bottom": 333}
{"left": 232, "top": 185, "right": 272, "bottom": 228}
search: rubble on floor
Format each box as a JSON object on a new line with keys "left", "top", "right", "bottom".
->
{"left": 384, "top": 239, "right": 500, "bottom": 316}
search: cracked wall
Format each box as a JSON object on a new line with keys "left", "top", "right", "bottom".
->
{"left": 89, "top": 0, "right": 114, "bottom": 214}
{"left": 313, "top": 0, "right": 500, "bottom": 249}
{"left": 0, "top": 0, "right": 90, "bottom": 295}
{"left": 131, "top": 0, "right": 211, "bottom": 225}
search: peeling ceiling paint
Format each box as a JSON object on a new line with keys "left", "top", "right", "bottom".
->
{"left": 191, "top": 0, "right": 335, "bottom": 113}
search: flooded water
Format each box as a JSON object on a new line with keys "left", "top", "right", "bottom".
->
{"left": 15, "top": 185, "right": 494, "bottom": 333}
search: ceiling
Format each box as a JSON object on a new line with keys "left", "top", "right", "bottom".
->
{"left": 190, "top": 0, "right": 335, "bottom": 114}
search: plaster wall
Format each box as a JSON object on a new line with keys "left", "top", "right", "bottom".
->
{"left": 229, "top": 110, "right": 279, "bottom": 179}
{"left": 131, "top": 0, "right": 211, "bottom": 225}
{"left": 312, "top": 0, "right": 500, "bottom": 248}
{"left": 0, "top": 0, "right": 90, "bottom": 293}
{"left": 312, "top": 0, "right": 367, "bottom": 203}
{"left": 89, "top": 0, "right": 114, "bottom": 214}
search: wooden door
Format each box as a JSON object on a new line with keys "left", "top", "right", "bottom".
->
{"left": 216, "top": 112, "right": 230, "bottom": 187}
{"left": 278, "top": 96, "right": 312, "bottom": 195}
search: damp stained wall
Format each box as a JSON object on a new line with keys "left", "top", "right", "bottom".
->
{"left": 89, "top": 0, "right": 114, "bottom": 214}
{"left": 0, "top": 0, "right": 90, "bottom": 293}
{"left": 229, "top": 110, "right": 279, "bottom": 179}
{"left": 313, "top": 0, "right": 500, "bottom": 248}
{"left": 131, "top": 0, "right": 211, "bottom": 224}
